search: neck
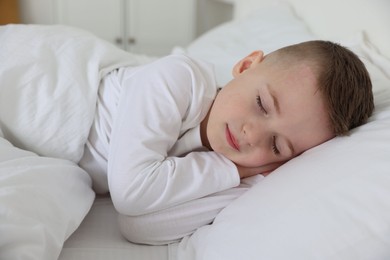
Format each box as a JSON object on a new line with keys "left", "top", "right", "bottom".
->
{"left": 200, "top": 105, "right": 212, "bottom": 150}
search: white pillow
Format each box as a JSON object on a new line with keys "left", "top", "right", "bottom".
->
{"left": 0, "top": 137, "right": 95, "bottom": 259}
{"left": 233, "top": 0, "right": 390, "bottom": 60}
{"left": 176, "top": 2, "right": 314, "bottom": 86}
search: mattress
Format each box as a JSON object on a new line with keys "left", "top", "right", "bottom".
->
{"left": 59, "top": 195, "right": 178, "bottom": 260}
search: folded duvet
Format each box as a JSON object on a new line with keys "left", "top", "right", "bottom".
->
{"left": 0, "top": 24, "right": 150, "bottom": 162}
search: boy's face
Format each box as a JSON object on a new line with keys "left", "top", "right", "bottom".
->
{"left": 202, "top": 51, "right": 334, "bottom": 171}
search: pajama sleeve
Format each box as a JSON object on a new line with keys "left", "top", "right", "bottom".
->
{"left": 117, "top": 175, "right": 264, "bottom": 245}
{"left": 107, "top": 55, "right": 240, "bottom": 216}
{"left": 118, "top": 184, "right": 249, "bottom": 245}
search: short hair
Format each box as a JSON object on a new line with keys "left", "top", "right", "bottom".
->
{"left": 269, "top": 40, "right": 374, "bottom": 136}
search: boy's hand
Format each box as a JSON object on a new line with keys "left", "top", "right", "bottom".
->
{"left": 236, "top": 162, "right": 283, "bottom": 179}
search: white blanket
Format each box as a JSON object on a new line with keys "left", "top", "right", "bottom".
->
{"left": 0, "top": 132, "right": 95, "bottom": 259}
{"left": 0, "top": 24, "right": 151, "bottom": 163}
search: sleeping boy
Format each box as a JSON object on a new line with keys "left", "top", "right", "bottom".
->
{"left": 79, "top": 40, "right": 374, "bottom": 245}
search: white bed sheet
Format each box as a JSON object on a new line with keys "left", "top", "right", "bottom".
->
{"left": 59, "top": 195, "right": 178, "bottom": 260}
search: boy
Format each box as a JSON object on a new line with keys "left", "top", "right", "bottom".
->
{"left": 79, "top": 40, "right": 373, "bottom": 245}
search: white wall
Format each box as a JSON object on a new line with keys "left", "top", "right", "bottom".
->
{"left": 19, "top": 0, "right": 55, "bottom": 24}
{"left": 19, "top": 0, "right": 233, "bottom": 37}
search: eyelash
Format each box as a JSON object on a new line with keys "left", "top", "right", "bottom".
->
{"left": 272, "top": 136, "right": 280, "bottom": 155}
{"left": 256, "top": 96, "right": 280, "bottom": 155}
{"left": 256, "top": 95, "right": 267, "bottom": 114}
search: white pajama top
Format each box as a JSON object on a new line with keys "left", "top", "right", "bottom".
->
{"left": 80, "top": 54, "right": 241, "bottom": 216}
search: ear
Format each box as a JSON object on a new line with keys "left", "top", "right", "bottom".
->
{"left": 232, "top": 50, "right": 264, "bottom": 78}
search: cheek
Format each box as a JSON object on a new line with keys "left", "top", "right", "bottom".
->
{"left": 236, "top": 149, "right": 274, "bottom": 168}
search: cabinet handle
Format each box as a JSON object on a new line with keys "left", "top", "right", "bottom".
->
{"left": 115, "top": 38, "right": 123, "bottom": 45}
{"left": 128, "top": 37, "right": 136, "bottom": 45}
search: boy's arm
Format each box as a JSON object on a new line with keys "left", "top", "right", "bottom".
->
{"left": 117, "top": 183, "right": 251, "bottom": 245}
{"left": 108, "top": 55, "right": 240, "bottom": 216}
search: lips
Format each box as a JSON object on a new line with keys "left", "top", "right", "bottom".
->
{"left": 226, "top": 125, "right": 240, "bottom": 151}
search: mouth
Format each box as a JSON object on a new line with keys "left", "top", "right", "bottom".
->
{"left": 226, "top": 125, "right": 240, "bottom": 151}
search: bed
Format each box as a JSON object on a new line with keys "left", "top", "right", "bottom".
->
{"left": 1, "top": 0, "right": 389, "bottom": 259}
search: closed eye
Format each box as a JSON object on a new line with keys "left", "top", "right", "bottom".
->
{"left": 272, "top": 136, "right": 280, "bottom": 155}
{"left": 256, "top": 95, "right": 267, "bottom": 115}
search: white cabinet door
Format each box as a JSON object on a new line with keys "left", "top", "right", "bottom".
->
{"left": 53, "top": 0, "right": 195, "bottom": 55}
{"left": 56, "top": 0, "right": 125, "bottom": 49}
{"left": 126, "top": 0, "right": 195, "bottom": 55}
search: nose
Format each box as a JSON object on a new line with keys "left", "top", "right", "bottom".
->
{"left": 242, "top": 120, "right": 267, "bottom": 147}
